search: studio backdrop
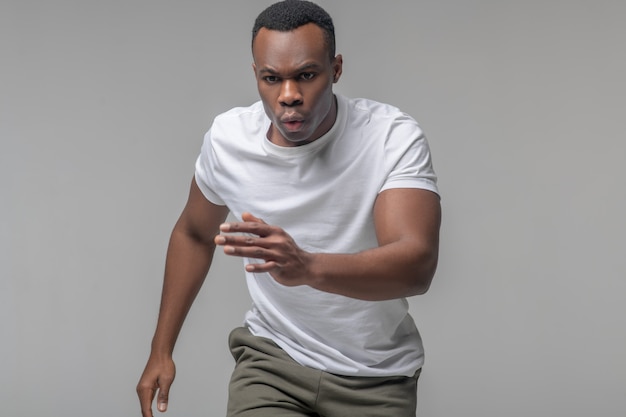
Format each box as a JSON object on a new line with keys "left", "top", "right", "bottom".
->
{"left": 2, "top": 1, "right": 625, "bottom": 416}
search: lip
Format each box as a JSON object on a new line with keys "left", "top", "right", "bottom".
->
{"left": 280, "top": 114, "right": 305, "bottom": 132}
{"left": 280, "top": 112, "right": 304, "bottom": 122}
{"left": 282, "top": 120, "right": 304, "bottom": 132}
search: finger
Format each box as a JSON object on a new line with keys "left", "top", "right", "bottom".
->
{"left": 219, "top": 221, "right": 273, "bottom": 237}
{"left": 223, "top": 243, "right": 274, "bottom": 259}
{"left": 215, "top": 233, "right": 257, "bottom": 249}
{"left": 241, "top": 212, "right": 265, "bottom": 223}
{"left": 137, "top": 384, "right": 156, "bottom": 417}
{"left": 245, "top": 260, "right": 279, "bottom": 273}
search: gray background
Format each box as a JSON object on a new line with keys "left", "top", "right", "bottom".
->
{"left": 2, "top": 0, "right": 625, "bottom": 416}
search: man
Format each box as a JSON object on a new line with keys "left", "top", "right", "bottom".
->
{"left": 137, "top": 1, "right": 441, "bottom": 416}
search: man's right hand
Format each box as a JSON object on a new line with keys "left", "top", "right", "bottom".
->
{"left": 136, "top": 179, "right": 228, "bottom": 415}
{"left": 137, "top": 356, "right": 176, "bottom": 416}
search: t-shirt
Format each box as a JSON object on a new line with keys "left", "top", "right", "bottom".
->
{"left": 195, "top": 94, "right": 438, "bottom": 377}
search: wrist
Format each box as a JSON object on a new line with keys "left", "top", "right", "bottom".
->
{"left": 306, "top": 252, "right": 325, "bottom": 289}
{"left": 150, "top": 339, "right": 175, "bottom": 359}
{"left": 149, "top": 350, "right": 174, "bottom": 363}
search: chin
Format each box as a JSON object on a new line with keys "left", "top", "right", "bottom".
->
{"left": 279, "top": 130, "right": 312, "bottom": 144}
{"left": 286, "top": 135, "right": 311, "bottom": 143}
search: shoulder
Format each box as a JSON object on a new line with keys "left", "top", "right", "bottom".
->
{"left": 341, "top": 95, "right": 422, "bottom": 135}
{"left": 338, "top": 95, "right": 424, "bottom": 145}
{"left": 341, "top": 96, "right": 411, "bottom": 120}
{"left": 203, "top": 101, "right": 268, "bottom": 151}
{"left": 211, "top": 101, "right": 267, "bottom": 133}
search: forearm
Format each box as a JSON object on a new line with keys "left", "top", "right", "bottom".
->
{"left": 217, "top": 190, "right": 441, "bottom": 302}
{"left": 307, "top": 238, "right": 438, "bottom": 301}
{"left": 150, "top": 227, "right": 216, "bottom": 356}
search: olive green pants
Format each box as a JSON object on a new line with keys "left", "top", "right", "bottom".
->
{"left": 226, "top": 327, "right": 421, "bottom": 417}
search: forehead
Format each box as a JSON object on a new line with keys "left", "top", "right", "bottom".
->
{"left": 252, "top": 23, "right": 330, "bottom": 68}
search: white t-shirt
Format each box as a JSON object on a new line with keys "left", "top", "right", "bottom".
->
{"left": 195, "top": 94, "right": 438, "bottom": 377}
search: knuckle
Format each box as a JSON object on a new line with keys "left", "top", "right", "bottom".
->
{"left": 250, "top": 222, "right": 268, "bottom": 235}
{"left": 136, "top": 382, "right": 151, "bottom": 393}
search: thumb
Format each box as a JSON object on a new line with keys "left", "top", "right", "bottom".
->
{"left": 241, "top": 212, "right": 265, "bottom": 223}
{"left": 156, "top": 378, "right": 172, "bottom": 412}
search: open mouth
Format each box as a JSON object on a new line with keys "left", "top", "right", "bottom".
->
{"left": 283, "top": 120, "right": 304, "bottom": 131}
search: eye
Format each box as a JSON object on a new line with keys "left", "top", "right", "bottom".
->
{"left": 263, "top": 75, "right": 279, "bottom": 84}
{"left": 300, "top": 72, "right": 316, "bottom": 81}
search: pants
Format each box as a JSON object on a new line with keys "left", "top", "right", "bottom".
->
{"left": 226, "top": 327, "right": 420, "bottom": 417}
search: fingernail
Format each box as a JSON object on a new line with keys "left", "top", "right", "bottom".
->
{"left": 158, "top": 402, "right": 167, "bottom": 412}
{"left": 215, "top": 236, "right": 225, "bottom": 244}
{"left": 219, "top": 223, "right": 230, "bottom": 232}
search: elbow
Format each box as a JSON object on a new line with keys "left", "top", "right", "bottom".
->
{"left": 407, "top": 247, "right": 439, "bottom": 296}
{"left": 411, "top": 274, "right": 434, "bottom": 295}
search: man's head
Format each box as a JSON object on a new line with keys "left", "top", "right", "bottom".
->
{"left": 252, "top": 0, "right": 336, "bottom": 61}
{"left": 251, "top": 0, "right": 343, "bottom": 147}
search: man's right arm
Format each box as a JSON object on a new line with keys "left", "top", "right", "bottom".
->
{"left": 137, "top": 177, "right": 229, "bottom": 417}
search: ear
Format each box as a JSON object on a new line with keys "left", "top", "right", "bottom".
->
{"left": 252, "top": 62, "right": 257, "bottom": 76}
{"left": 332, "top": 54, "right": 343, "bottom": 83}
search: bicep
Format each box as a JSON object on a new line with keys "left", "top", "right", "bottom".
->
{"left": 175, "top": 177, "right": 230, "bottom": 244}
{"left": 374, "top": 188, "right": 441, "bottom": 249}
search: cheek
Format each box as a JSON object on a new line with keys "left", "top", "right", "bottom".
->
{"left": 311, "top": 86, "right": 333, "bottom": 114}
{"left": 257, "top": 88, "right": 278, "bottom": 113}
{"left": 257, "top": 84, "right": 270, "bottom": 100}
{"left": 260, "top": 99, "right": 277, "bottom": 124}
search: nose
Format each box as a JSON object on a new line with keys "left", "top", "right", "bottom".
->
{"left": 278, "top": 79, "right": 303, "bottom": 107}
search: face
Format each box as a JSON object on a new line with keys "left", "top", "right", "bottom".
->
{"left": 252, "top": 23, "right": 343, "bottom": 146}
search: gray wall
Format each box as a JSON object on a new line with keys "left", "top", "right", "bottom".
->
{"left": 2, "top": 1, "right": 625, "bottom": 416}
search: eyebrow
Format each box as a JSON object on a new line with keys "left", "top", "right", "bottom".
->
{"left": 258, "top": 62, "right": 323, "bottom": 75}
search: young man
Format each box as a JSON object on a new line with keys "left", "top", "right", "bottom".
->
{"left": 137, "top": 1, "right": 441, "bottom": 416}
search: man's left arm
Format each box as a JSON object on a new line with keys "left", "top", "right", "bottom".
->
{"left": 215, "top": 188, "right": 441, "bottom": 301}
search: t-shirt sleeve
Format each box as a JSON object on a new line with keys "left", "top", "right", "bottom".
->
{"left": 194, "top": 129, "right": 227, "bottom": 206}
{"left": 380, "top": 114, "right": 439, "bottom": 196}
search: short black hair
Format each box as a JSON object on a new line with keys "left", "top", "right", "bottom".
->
{"left": 252, "top": 0, "right": 336, "bottom": 59}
